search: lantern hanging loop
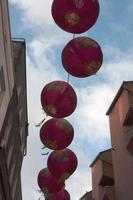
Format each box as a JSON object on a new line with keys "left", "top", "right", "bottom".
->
{"left": 41, "top": 151, "right": 49, "bottom": 156}
{"left": 36, "top": 117, "right": 46, "bottom": 127}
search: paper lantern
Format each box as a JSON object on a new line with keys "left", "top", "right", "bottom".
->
{"left": 47, "top": 148, "right": 78, "bottom": 181}
{"left": 52, "top": 0, "right": 100, "bottom": 34}
{"left": 41, "top": 81, "right": 77, "bottom": 118}
{"left": 62, "top": 36, "right": 103, "bottom": 78}
{"left": 40, "top": 118, "right": 74, "bottom": 150}
{"left": 37, "top": 168, "right": 64, "bottom": 194}
{"left": 45, "top": 189, "right": 70, "bottom": 200}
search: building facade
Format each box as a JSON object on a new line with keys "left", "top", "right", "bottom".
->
{"left": 106, "top": 81, "right": 133, "bottom": 200}
{"left": 80, "top": 81, "right": 133, "bottom": 200}
{"left": 90, "top": 149, "right": 114, "bottom": 200}
{"left": 0, "top": 0, "right": 28, "bottom": 199}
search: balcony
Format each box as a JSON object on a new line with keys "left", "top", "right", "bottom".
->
{"left": 91, "top": 150, "right": 114, "bottom": 192}
{"left": 99, "top": 160, "right": 114, "bottom": 187}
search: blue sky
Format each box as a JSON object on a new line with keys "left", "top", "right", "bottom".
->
{"left": 9, "top": 0, "right": 133, "bottom": 199}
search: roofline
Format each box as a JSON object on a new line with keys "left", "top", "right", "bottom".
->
{"left": 106, "top": 81, "right": 133, "bottom": 115}
{"left": 90, "top": 148, "right": 112, "bottom": 167}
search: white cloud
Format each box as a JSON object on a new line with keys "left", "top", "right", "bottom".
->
{"left": 66, "top": 168, "right": 92, "bottom": 200}
{"left": 74, "top": 84, "right": 114, "bottom": 141}
{"left": 9, "top": 0, "right": 54, "bottom": 26}
{"left": 73, "top": 46, "right": 133, "bottom": 142}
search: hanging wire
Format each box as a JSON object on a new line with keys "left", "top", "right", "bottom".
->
{"left": 67, "top": 73, "right": 70, "bottom": 83}
{"left": 66, "top": 33, "right": 76, "bottom": 83}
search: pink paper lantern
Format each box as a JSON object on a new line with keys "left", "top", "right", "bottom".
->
{"left": 37, "top": 168, "right": 64, "bottom": 194}
{"left": 41, "top": 81, "right": 77, "bottom": 118}
{"left": 52, "top": 0, "right": 100, "bottom": 34}
{"left": 47, "top": 148, "right": 78, "bottom": 181}
{"left": 40, "top": 118, "right": 74, "bottom": 150}
{"left": 62, "top": 36, "right": 103, "bottom": 78}
{"left": 45, "top": 189, "right": 70, "bottom": 200}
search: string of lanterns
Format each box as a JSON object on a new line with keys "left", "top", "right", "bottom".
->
{"left": 37, "top": 0, "right": 103, "bottom": 199}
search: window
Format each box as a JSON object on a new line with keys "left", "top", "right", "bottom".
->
{"left": 0, "top": 66, "right": 5, "bottom": 95}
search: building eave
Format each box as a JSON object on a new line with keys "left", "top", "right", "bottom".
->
{"left": 90, "top": 148, "right": 112, "bottom": 167}
{"left": 106, "top": 81, "right": 133, "bottom": 115}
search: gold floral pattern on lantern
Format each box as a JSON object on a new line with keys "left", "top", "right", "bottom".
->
{"left": 80, "top": 38, "right": 98, "bottom": 48}
{"left": 45, "top": 140, "right": 58, "bottom": 150}
{"left": 43, "top": 169, "right": 50, "bottom": 176}
{"left": 47, "top": 82, "right": 66, "bottom": 92}
{"left": 60, "top": 172, "right": 70, "bottom": 181}
{"left": 85, "top": 60, "right": 99, "bottom": 75}
{"left": 42, "top": 187, "right": 49, "bottom": 194}
{"left": 44, "top": 105, "right": 57, "bottom": 116}
{"left": 53, "top": 152, "right": 69, "bottom": 163}
{"left": 64, "top": 11, "right": 80, "bottom": 26}
{"left": 56, "top": 120, "right": 72, "bottom": 133}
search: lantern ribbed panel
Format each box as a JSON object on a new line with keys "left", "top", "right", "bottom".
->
{"left": 37, "top": 168, "right": 64, "bottom": 194}
{"left": 40, "top": 118, "right": 74, "bottom": 150}
{"left": 52, "top": 0, "right": 100, "bottom": 34}
{"left": 47, "top": 148, "right": 78, "bottom": 181}
{"left": 41, "top": 81, "right": 77, "bottom": 118}
{"left": 62, "top": 36, "right": 103, "bottom": 77}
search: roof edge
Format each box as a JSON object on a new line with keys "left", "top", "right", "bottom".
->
{"left": 90, "top": 148, "right": 112, "bottom": 167}
{"left": 106, "top": 81, "right": 133, "bottom": 115}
